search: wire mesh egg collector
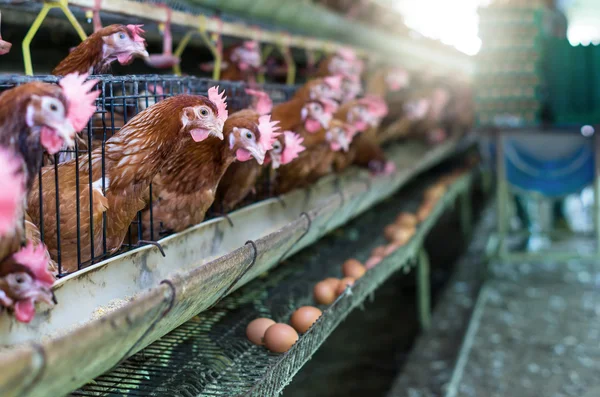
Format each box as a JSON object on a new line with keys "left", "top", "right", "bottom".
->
{"left": 0, "top": 74, "right": 474, "bottom": 397}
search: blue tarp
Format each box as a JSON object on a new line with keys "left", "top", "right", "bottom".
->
{"left": 483, "top": 135, "right": 594, "bottom": 198}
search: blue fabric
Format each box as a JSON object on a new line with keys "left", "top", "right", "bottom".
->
{"left": 485, "top": 140, "right": 594, "bottom": 198}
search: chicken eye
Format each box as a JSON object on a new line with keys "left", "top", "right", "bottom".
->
{"left": 200, "top": 108, "right": 208, "bottom": 116}
{"left": 15, "top": 275, "right": 24, "bottom": 284}
{"left": 245, "top": 131, "right": 254, "bottom": 140}
{"left": 119, "top": 33, "right": 127, "bottom": 40}
{"left": 273, "top": 141, "right": 281, "bottom": 150}
{"left": 50, "top": 103, "right": 58, "bottom": 112}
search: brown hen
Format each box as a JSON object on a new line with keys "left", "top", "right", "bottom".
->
{"left": 28, "top": 94, "right": 226, "bottom": 273}
{"left": 141, "top": 109, "right": 278, "bottom": 238}
{"left": 52, "top": 24, "right": 148, "bottom": 76}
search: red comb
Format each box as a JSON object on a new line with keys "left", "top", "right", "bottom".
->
{"left": 324, "top": 75, "right": 343, "bottom": 90}
{"left": 343, "top": 123, "right": 359, "bottom": 140}
{"left": 244, "top": 40, "right": 259, "bottom": 50}
{"left": 208, "top": 86, "right": 228, "bottom": 122}
{"left": 359, "top": 95, "right": 388, "bottom": 118}
{"left": 0, "top": 148, "right": 25, "bottom": 238}
{"left": 257, "top": 114, "right": 281, "bottom": 151}
{"left": 126, "top": 24, "right": 146, "bottom": 43}
{"left": 337, "top": 47, "right": 356, "bottom": 61}
{"left": 12, "top": 242, "right": 55, "bottom": 287}
{"left": 281, "top": 131, "right": 305, "bottom": 164}
{"left": 59, "top": 73, "right": 100, "bottom": 132}
{"left": 245, "top": 89, "right": 272, "bottom": 115}
{"left": 320, "top": 98, "right": 339, "bottom": 115}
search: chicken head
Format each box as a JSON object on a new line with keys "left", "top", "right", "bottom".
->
{"left": 385, "top": 68, "right": 410, "bottom": 92}
{"left": 230, "top": 41, "right": 262, "bottom": 71}
{"left": 180, "top": 86, "right": 228, "bottom": 142}
{"left": 341, "top": 77, "right": 363, "bottom": 103}
{"left": 326, "top": 121, "right": 355, "bottom": 152}
{"left": 301, "top": 99, "right": 336, "bottom": 133}
{"left": 310, "top": 76, "right": 343, "bottom": 102}
{"left": 268, "top": 130, "right": 305, "bottom": 169}
{"left": 102, "top": 24, "right": 149, "bottom": 66}
{"left": 22, "top": 74, "right": 99, "bottom": 155}
{"left": 228, "top": 114, "right": 280, "bottom": 165}
{"left": 0, "top": 242, "right": 55, "bottom": 323}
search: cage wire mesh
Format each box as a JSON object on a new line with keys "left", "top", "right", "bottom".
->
{"left": 71, "top": 158, "right": 477, "bottom": 397}
{"left": 0, "top": 75, "right": 296, "bottom": 277}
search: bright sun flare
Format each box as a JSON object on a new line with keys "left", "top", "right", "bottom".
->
{"left": 393, "top": 0, "right": 492, "bottom": 56}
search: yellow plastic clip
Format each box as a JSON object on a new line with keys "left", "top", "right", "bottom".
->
{"left": 277, "top": 35, "right": 296, "bottom": 86}
{"left": 172, "top": 30, "right": 193, "bottom": 76}
{"left": 257, "top": 44, "right": 274, "bottom": 84}
{"left": 173, "top": 15, "right": 222, "bottom": 79}
{"left": 23, "top": 0, "right": 88, "bottom": 75}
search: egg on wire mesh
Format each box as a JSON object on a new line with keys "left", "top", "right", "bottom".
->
{"left": 246, "top": 318, "right": 276, "bottom": 345}
{"left": 290, "top": 306, "right": 323, "bottom": 334}
{"left": 314, "top": 278, "right": 339, "bottom": 305}
{"left": 335, "top": 277, "right": 355, "bottom": 296}
{"left": 342, "top": 259, "right": 366, "bottom": 279}
{"left": 264, "top": 323, "right": 298, "bottom": 353}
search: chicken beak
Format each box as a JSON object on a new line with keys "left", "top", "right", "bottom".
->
{"left": 212, "top": 119, "right": 225, "bottom": 140}
{"left": 338, "top": 133, "right": 350, "bottom": 152}
{"left": 270, "top": 152, "right": 281, "bottom": 169}
{"left": 44, "top": 119, "right": 76, "bottom": 152}
{"left": 317, "top": 112, "right": 332, "bottom": 129}
{"left": 247, "top": 145, "right": 266, "bottom": 165}
{"left": 58, "top": 121, "right": 76, "bottom": 147}
{"left": 136, "top": 43, "right": 150, "bottom": 60}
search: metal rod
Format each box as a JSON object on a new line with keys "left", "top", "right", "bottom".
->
{"left": 54, "top": 153, "right": 62, "bottom": 273}
{"left": 460, "top": 189, "right": 472, "bottom": 239}
{"left": 595, "top": 130, "right": 600, "bottom": 257}
{"left": 22, "top": 0, "right": 88, "bottom": 75}
{"left": 417, "top": 247, "right": 431, "bottom": 331}
{"left": 75, "top": 126, "right": 82, "bottom": 268}
{"left": 495, "top": 131, "right": 508, "bottom": 254}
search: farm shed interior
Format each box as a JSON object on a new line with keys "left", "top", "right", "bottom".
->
{"left": 0, "top": 0, "right": 598, "bottom": 396}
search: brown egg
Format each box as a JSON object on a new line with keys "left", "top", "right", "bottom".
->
{"left": 314, "top": 280, "right": 338, "bottom": 305}
{"left": 342, "top": 259, "right": 366, "bottom": 279}
{"left": 371, "top": 245, "right": 387, "bottom": 257}
{"left": 417, "top": 203, "right": 434, "bottom": 222}
{"left": 335, "top": 277, "right": 356, "bottom": 296}
{"left": 290, "top": 306, "right": 323, "bottom": 334}
{"left": 424, "top": 185, "right": 446, "bottom": 201}
{"left": 384, "top": 243, "right": 400, "bottom": 256}
{"left": 384, "top": 224, "right": 399, "bottom": 242}
{"left": 264, "top": 323, "right": 299, "bottom": 353}
{"left": 246, "top": 318, "right": 276, "bottom": 345}
{"left": 323, "top": 277, "right": 340, "bottom": 288}
{"left": 387, "top": 225, "right": 416, "bottom": 244}
{"left": 365, "top": 256, "right": 382, "bottom": 269}
{"left": 395, "top": 213, "right": 418, "bottom": 228}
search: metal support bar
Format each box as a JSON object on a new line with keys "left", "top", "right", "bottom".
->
{"left": 257, "top": 44, "right": 275, "bottom": 84}
{"left": 172, "top": 16, "right": 222, "bottom": 79}
{"left": 23, "top": 0, "right": 88, "bottom": 75}
{"left": 460, "top": 189, "right": 472, "bottom": 239}
{"left": 495, "top": 132, "right": 508, "bottom": 256}
{"left": 594, "top": 132, "right": 600, "bottom": 258}
{"left": 417, "top": 247, "right": 431, "bottom": 331}
{"left": 277, "top": 42, "right": 296, "bottom": 86}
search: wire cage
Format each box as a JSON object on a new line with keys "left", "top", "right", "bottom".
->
{"left": 0, "top": 75, "right": 297, "bottom": 277}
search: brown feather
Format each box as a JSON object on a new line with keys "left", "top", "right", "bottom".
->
{"left": 28, "top": 95, "right": 213, "bottom": 272}
{"left": 215, "top": 160, "right": 263, "bottom": 213}
{"left": 140, "top": 110, "right": 261, "bottom": 238}
{"left": 52, "top": 25, "right": 133, "bottom": 76}
{"left": 271, "top": 98, "right": 307, "bottom": 131}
